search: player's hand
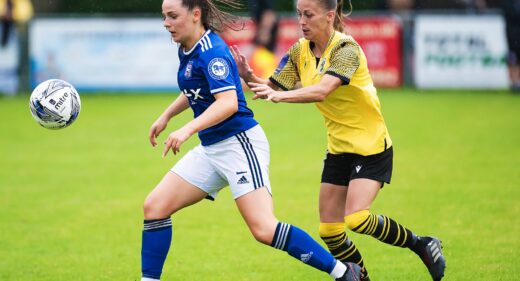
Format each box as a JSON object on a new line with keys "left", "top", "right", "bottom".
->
{"left": 149, "top": 117, "right": 169, "bottom": 147}
{"left": 162, "top": 126, "right": 195, "bottom": 157}
{"left": 231, "top": 45, "right": 254, "bottom": 80}
{"left": 248, "top": 82, "right": 282, "bottom": 103}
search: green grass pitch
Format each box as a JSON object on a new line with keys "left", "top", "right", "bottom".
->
{"left": 0, "top": 89, "right": 519, "bottom": 280}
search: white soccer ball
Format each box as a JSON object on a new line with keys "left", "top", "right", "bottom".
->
{"left": 29, "top": 79, "right": 81, "bottom": 129}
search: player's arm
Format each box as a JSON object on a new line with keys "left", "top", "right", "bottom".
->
{"left": 251, "top": 40, "right": 359, "bottom": 103}
{"left": 249, "top": 74, "right": 342, "bottom": 103}
{"left": 159, "top": 94, "right": 190, "bottom": 121}
{"left": 230, "top": 45, "right": 279, "bottom": 89}
{"left": 230, "top": 44, "right": 268, "bottom": 85}
{"left": 149, "top": 94, "right": 190, "bottom": 147}
{"left": 162, "top": 90, "right": 238, "bottom": 156}
{"left": 182, "top": 90, "right": 237, "bottom": 134}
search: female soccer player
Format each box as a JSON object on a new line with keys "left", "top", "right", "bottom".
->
{"left": 231, "top": 0, "right": 446, "bottom": 280}
{"left": 140, "top": 0, "right": 362, "bottom": 280}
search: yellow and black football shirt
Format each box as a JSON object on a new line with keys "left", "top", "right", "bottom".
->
{"left": 269, "top": 31, "right": 392, "bottom": 156}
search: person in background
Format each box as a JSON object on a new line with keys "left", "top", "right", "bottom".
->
{"left": 0, "top": 0, "right": 32, "bottom": 47}
{"left": 248, "top": 0, "right": 278, "bottom": 52}
{"left": 247, "top": 0, "right": 279, "bottom": 79}
{"left": 232, "top": 0, "right": 446, "bottom": 280}
{"left": 501, "top": 0, "right": 520, "bottom": 91}
{"left": 1, "top": 0, "right": 13, "bottom": 47}
{"left": 0, "top": 0, "right": 32, "bottom": 95}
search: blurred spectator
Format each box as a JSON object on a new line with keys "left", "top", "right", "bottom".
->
{"left": 0, "top": 0, "right": 33, "bottom": 95}
{"left": 501, "top": 0, "right": 520, "bottom": 90}
{"left": 248, "top": 0, "right": 278, "bottom": 52}
{"left": 0, "top": 0, "right": 32, "bottom": 27}
{"left": 247, "top": 0, "right": 279, "bottom": 79}
{"left": 1, "top": 0, "right": 13, "bottom": 47}
{"left": 377, "top": 0, "right": 414, "bottom": 10}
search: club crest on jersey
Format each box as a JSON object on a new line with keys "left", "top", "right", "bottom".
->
{"left": 208, "top": 58, "right": 229, "bottom": 80}
{"left": 318, "top": 58, "right": 327, "bottom": 74}
{"left": 184, "top": 60, "right": 193, "bottom": 79}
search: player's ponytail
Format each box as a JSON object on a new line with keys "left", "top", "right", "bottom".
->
{"left": 333, "top": 0, "right": 344, "bottom": 32}
{"left": 320, "top": 0, "right": 352, "bottom": 32}
{"left": 182, "top": 0, "right": 243, "bottom": 32}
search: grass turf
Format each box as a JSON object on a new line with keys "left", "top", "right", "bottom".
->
{"left": 0, "top": 89, "right": 519, "bottom": 280}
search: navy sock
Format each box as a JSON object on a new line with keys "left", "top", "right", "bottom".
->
{"left": 141, "top": 218, "right": 173, "bottom": 279}
{"left": 271, "top": 222, "right": 337, "bottom": 274}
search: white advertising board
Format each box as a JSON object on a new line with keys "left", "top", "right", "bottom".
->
{"left": 414, "top": 15, "right": 509, "bottom": 89}
{"left": 30, "top": 18, "right": 180, "bottom": 91}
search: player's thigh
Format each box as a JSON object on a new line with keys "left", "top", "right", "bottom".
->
{"left": 320, "top": 151, "right": 352, "bottom": 222}
{"left": 344, "top": 148, "right": 392, "bottom": 215}
{"left": 208, "top": 125, "right": 272, "bottom": 199}
{"left": 320, "top": 183, "right": 348, "bottom": 222}
{"left": 344, "top": 178, "right": 380, "bottom": 216}
{"left": 235, "top": 187, "right": 278, "bottom": 244}
{"left": 172, "top": 144, "right": 228, "bottom": 201}
{"left": 144, "top": 171, "right": 208, "bottom": 219}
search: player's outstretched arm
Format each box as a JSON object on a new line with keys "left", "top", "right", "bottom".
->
{"left": 249, "top": 74, "right": 342, "bottom": 103}
{"left": 149, "top": 94, "right": 190, "bottom": 147}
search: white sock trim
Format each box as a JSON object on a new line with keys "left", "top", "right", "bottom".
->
{"left": 330, "top": 260, "right": 347, "bottom": 279}
{"left": 141, "top": 278, "right": 160, "bottom": 281}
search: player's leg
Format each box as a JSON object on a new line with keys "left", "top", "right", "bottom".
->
{"left": 141, "top": 145, "right": 226, "bottom": 281}
{"left": 345, "top": 179, "right": 445, "bottom": 281}
{"left": 141, "top": 172, "right": 208, "bottom": 281}
{"left": 319, "top": 183, "right": 368, "bottom": 279}
{"left": 234, "top": 187, "right": 353, "bottom": 280}
{"left": 215, "top": 126, "right": 357, "bottom": 280}
{"left": 319, "top": 152, "right": 369, "bottom": 279}
{"left": 344, "top": 147, "right": 445, "bottom": 281}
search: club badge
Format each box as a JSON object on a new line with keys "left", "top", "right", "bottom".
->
{"left": 208, "top": 58, "right": 229, "bottom": 80}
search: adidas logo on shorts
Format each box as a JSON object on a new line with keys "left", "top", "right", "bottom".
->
{"left": 237, "top": 175, "right": 249, "bottom": 184}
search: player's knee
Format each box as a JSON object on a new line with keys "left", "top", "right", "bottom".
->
{"left": 251, "top": 226, "right": 275, "bottom": 245}
{"left": 143, "top": 196, "right": 173, "bottom": 220}
{"left": 249, "top": 221, "right": 277, "bottom": 245}
{"left": 345, "top": 210, "right": 370, "bottom": 232}
{"left": 319, "top": 222, "right": 346, "bottom": 239}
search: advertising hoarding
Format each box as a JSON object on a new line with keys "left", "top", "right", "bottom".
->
{"left": 222, "top": 16, "right": 403, "bottom": 88}
{"left": 30, "top": 18, "right": 180, "bottom": 92}
{"left": 414, "top": 15, "right": 509, "bottom": 89}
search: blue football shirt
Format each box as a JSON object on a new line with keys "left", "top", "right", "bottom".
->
{"left": 177, "top": 30, "right": 257, "bottom": 146}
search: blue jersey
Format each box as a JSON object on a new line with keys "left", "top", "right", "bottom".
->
{"left": 177, "top": 30, "right": 257, "bottom": 146}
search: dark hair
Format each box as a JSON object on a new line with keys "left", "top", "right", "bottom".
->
{"left": 180, "top": 0, "right": 243, "bottom": 32}
{"left": 318, "top": 0, "right": 352, "bottom": 32}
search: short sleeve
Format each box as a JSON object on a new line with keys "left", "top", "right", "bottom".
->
{"left": 269, "top": 41, "right": 301, "bottom": 91}
{"left": 202, "top": 51, "right": 238, "bottom": 95}
{"left": 325, "top": 40, "right": 360, "bottom": 85}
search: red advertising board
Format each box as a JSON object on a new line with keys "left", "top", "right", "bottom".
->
{"left": 221, "top": 16, "right": 402, "bottom": 88}
{"left": 345, "top": 17, "right": 402, "bottom": 88}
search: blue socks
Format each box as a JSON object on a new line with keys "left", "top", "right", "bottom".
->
{"left": 141, "top": 219, "right": 343, "bottom": 279}
{"left": 271, "top": 222, "right": 337, "bottom": 274}
{"left": 141, "top": 218, "right": 173, "bottom": 280}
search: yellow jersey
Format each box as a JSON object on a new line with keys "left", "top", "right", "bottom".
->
{"left": 269, "top": 31, "right": 391, "bottom": 155}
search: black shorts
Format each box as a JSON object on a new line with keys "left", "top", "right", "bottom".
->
{"left": 321, "top": 147, "right": 393, "bottom": 186}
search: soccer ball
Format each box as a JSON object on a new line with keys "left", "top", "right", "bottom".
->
{"left": 29, "top": 79, "right": 81, "bottom": 129}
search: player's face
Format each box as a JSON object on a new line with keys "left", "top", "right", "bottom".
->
{"left": 296, "top": 0, "right": 334, "bottom": 41}
{"left": 162, "top": 0, "right": 197, "bottom": 44}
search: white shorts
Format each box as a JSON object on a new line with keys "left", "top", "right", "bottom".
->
{"left": 171, "top": 125, "right": 271, "bottom": 199}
